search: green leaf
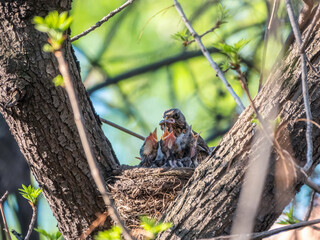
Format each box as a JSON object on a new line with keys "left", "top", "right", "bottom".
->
{"left": 32, "top": 16, "right": 44, "bottom": 25}
{"left": 53, "top": 75, "right": 64, "bottom": 87}
{"left": 171, "top": 30, "right": 189, "bottom": 42}
{"left": 34, "top": 228, "right": 62, "bottom": 240}
{"left": 33, "top": 10, "right": 73, "bottom": 51}
{"left": 140, "top": 216, "right": 172, "bottom": 239}
{"left": 59, "top": 16, "right": 73, "bottom": 31}
{"left": 276, "top": 205, "right": 300, "bottom": 225}
{"left": 94, "top": 226, "right": 122, "bottom": 240}
{"left": 234, "top": 39, "right": 250, "bottom": 52}
{"left": 43, "top": 44, "right": 54, "bottom": 52}
{"left": 18, "top": 184, "right": 42, "bottom": 205}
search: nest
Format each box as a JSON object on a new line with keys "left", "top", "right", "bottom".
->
{"left": 108, "top": 167, "right": 194, "bottom": 229}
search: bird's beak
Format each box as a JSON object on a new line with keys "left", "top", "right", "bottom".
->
{"left": 164, "top": 131, "right": 175, "bottom": 149}
{"left": 152, "top": 128, "right": 157, "bottom": 141}
{"left": 162, "top": 127, "right": 170, "bottom": 140}
{"left": 159, "top": 118, "right": 175, "bottom": 130}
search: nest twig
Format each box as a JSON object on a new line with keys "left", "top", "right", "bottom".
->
{"left": 108, "top": 167, "right": 194, "bottom": 229}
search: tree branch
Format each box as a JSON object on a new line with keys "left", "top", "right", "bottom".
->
{"left": 24, "top": 204, "right": 37, "bottom": 240}
{"left": 304, "top": 191, "right": 316, "bottom": 221}
{"left": 54, "top": 50, "right": 133, "bottom": 240}
{"left": 172, "top": 0, "right": 245, "bottom": 112}
{"left": 285, "top": 0, "right": 313, "bottom": 172}
{"left": 202, "top": 218, "right": 320, "bottom": 240}
{"left": 100, "top": 117, "right": 145, "bottom": 141}
{"left": 87, "top": 48, "right": 222, "bottom": 94}
{"left": 0, "top": 191, "right": 11, "bottom": 240}
{"left": 71, "top": 0, "right": 135, "bottom": 42}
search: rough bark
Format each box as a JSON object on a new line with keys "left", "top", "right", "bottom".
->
{"left": 0, "top": 1, "right": 119, "bottom": 239}
{"left": 158, "top": 20, "right": 320, "bottom": 239}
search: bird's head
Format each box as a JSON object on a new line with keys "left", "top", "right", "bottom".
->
{"left": 162, "top": 127, "right": 176, "bottom": 150}
{"left": 143, "top": 128, "right": 158, "bottom": 155}
{"left": 159, "top": 108, "right": 187, "bottom": 135}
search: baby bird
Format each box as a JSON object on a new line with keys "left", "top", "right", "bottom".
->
{"left": 139, "top": 128, "right": 158, "bottom": 167}
{"left": 159, "top": 108, "right": 210, "bottom": 163}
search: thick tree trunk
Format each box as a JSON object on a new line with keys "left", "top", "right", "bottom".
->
{"left": 158, "top": 21, "right": 320, "bottom": 239}
{"left": 0, "top": 1, "right": 119, "bottom": 239}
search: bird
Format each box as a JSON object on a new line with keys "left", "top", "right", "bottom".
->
{"left": 159, "top": 127, "right": 180, "bottom": 167}
{"left": 159, "top": 108, "right": 210, "bottom": 164}
{"left": 139, "top": 128, "right": 158, "bottom": 167}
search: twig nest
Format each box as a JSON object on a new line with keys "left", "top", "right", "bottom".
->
{"left": 108, "top": 167, "right": 194, "bottom": 228}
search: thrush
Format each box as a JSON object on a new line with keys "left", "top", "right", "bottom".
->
{"left": 159, "top": 108, "right": 210, "bottom": 163}
{"left": 139, "top": 128, "right": 158, "bottom": 167}
{"left": 176, "top": 126, "right": 200, "bottom": 168}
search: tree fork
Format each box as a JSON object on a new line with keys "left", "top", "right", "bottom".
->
{"left": 158, "top": 17, "right": 320, "bottom": 240}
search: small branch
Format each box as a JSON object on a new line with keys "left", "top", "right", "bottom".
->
{"left": 88, "top": 47, "right": 219, "bottom": 94}
{"left": 185, "top": 22, "right": 221, "bottom": 46}
{"left": 80, "top": 211, "right": 108, "bottom": 240}
{"left": 100, "top": 117, "right": 145, "bottom": 141}
{"left": 172, "top": 0, "right": 245, "bottom": 112}
{"left": 11, "top": 230, "right": 23, "bottom": 240}
{"left": 258, "top": 0, "right": 279, "bottom": 91}
{"left": 54, "top": 50, "right": 133, "bottom": 240}
{"left": 304, "top": 190, "right": 316, "bottom": 221}
{"left": 201, "top": 218, "right": 320, "bottom": 240}
{"left": 71, "top": 0, "right": 135, "bottom": 42}
{"left": 285, "top": 0, "right": 313, "bottom": 172}
{"left": 0, "top": 191, "right": 11, "bottom": 240}
{"left": 24, "top": 204, "right": 37, "bottom": 240}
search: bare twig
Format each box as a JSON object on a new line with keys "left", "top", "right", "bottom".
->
{"left": 185, "top": 22, "right": 221, "bottom": 46}
{"left": 258, "top": 0, "right": 279, "bottom": 91}
{"left": 54, "top": 50, "right": 133, "bottom": 240}
{"left": 0, "top": 191, "right": 11, "bottom": 240}
{"left": 88, "top": 47, "right": 219, "bottom": 94}
{"left": 201, "top": 218, "right": 320, "bottom": 240}
{"left": 172, "top": 0, "right": 245, "bottom": 112}
{"left": 285, "top": 0, "right": 313, "bottom": 172}
{"left": 71, "top": 0, "right": 135, "bottom": 42}
{"left": 24, "top": 204, "right": 37, "bottom": 240}
{"left": 11, "top": 230, "right": 23, "bottom": 240}
{"left": 304, "top": 190, "right": 316, "bottom": 221}
{"left": 80, "top": 211, "right": 108, "bottom": 240}
{"left": 100, "top": 117, "right": 145, "bottom": 141}
{"left": 138, "top": 5, "right": 174, "bottom": 42}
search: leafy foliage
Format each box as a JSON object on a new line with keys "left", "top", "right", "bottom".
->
{"left": 33, "top": 11, "right": 73, "bottom": 52}
{"left": 217, "top": 4, "right": 229, "bottom": 24}
{"left": 18, "top": 184, "right": 42, "bottom": 205}
{"left": 140, "top": 216, "right": 172, "bottom": 240}
{"left": 94, "top": 226, "right": 122, "bottom": 240}
{"left": 277, "top": 205, "right": 300, "bottom": 225}
{"left": 34, "top": 228, "right": 63, "bottom": 240}
{"left": 171, "top": 30, "right": 190, "bottom": 43}
{"left": 214, "top": 39, "right": 250, "bottom": 68}
{"left": 53, "top": 74, "right": 65, "bottom": 87}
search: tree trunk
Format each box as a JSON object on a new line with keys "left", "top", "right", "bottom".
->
{"left": 0, "top": 1, "right": 119, "bottom": 239}
{"left": 157, "top": 21, "right": 320, "bottom": 239}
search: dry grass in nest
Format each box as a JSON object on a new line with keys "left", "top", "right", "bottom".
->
{"left": 108, "top": 167, "right": 194, "bottom": 229}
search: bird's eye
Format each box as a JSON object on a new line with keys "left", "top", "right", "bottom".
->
{"left": 173, "top": 113, "right": 178, "bottom": 119}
